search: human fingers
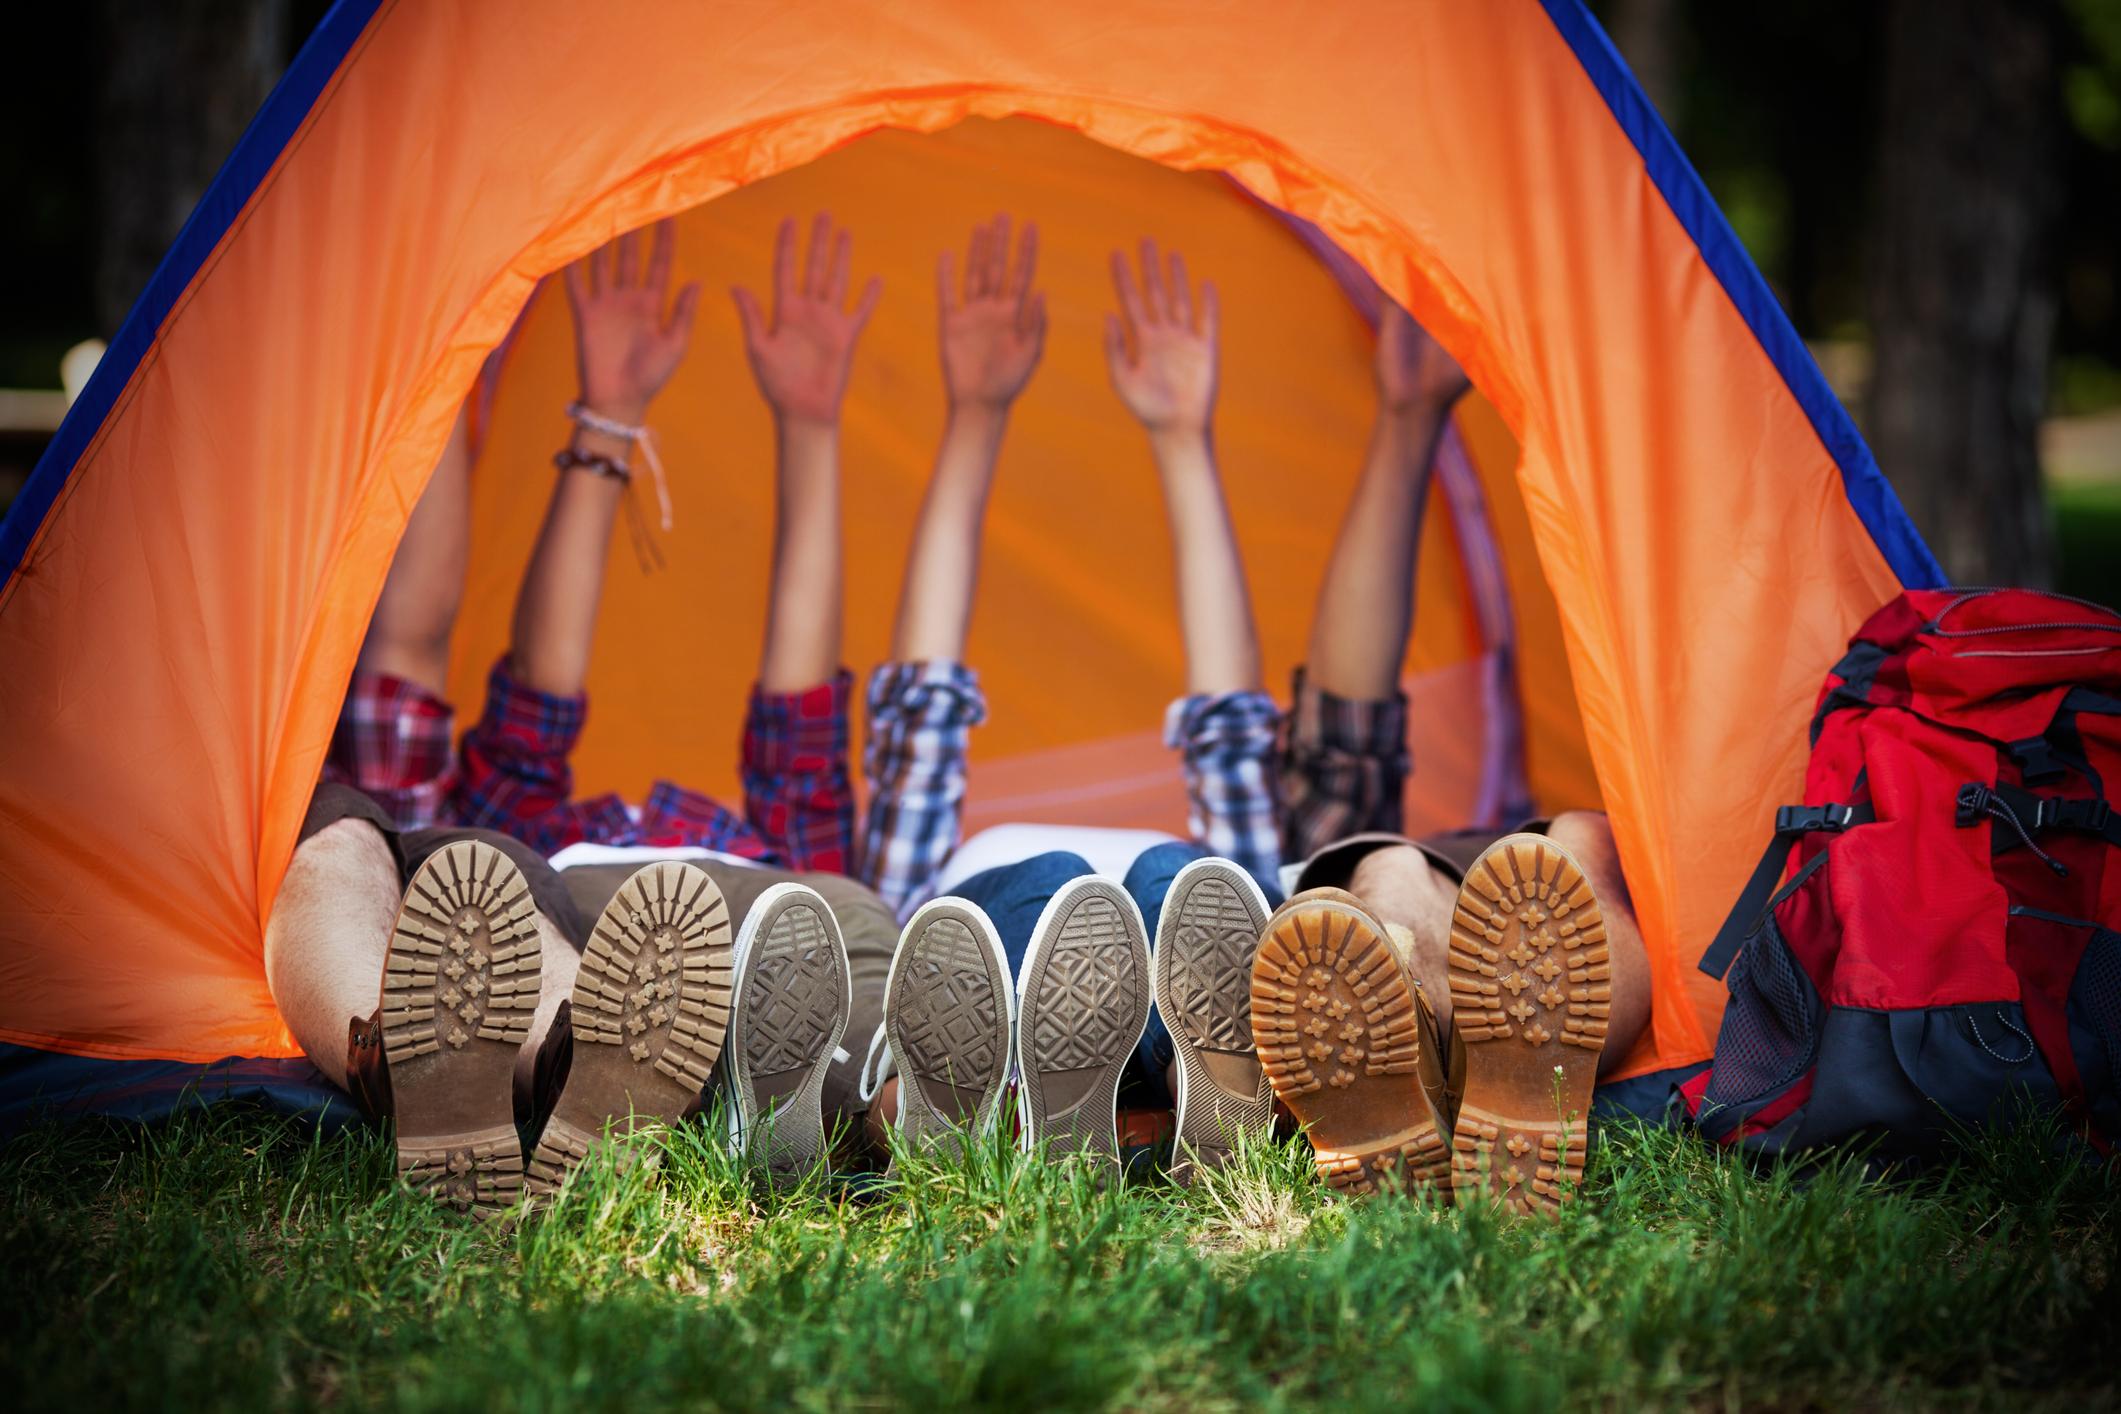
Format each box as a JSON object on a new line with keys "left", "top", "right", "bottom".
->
{"left": 645, "top": 218, "right": 675, "bottom": 294}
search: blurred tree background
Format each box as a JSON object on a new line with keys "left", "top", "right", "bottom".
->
{"left": 2, "top": 1, "right": 2117, "bottom": 599}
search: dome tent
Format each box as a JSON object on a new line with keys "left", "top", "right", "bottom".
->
{"left": 0, "top": 0, "right": 1939, "bottom": 1118}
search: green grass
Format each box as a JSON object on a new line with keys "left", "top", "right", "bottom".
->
{"left": 1, "top": 1106, "right": 2114, "bottom": 1412}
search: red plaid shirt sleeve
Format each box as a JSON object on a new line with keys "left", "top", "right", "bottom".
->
{"left": 452, "top": 657, "right": 634, "bottom": 854}
{"left": 736, "top": 670, "right": 855, "bottom": 873}
{"left": 322, "top": 670, "right": 459, "bottom": 830}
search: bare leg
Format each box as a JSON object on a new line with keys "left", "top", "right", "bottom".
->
{"left": 266, "top": 818, "right": 577, "bottom": 1097}
{"left": 1349, "top": 811, "right": 1650, "bottom": 1076}
{"left": 264, "top": 820, "right": 401, "bottom": 1090}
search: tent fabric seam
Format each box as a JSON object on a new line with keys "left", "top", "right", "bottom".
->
{"left": 1534, "top": 0, "right": 1944, "bottom": 591}
{"left": 0, "top": 0, "right": 388, "bottom": 601}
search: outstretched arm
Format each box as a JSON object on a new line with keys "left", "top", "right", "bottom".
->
{"left": 858, "top": 217, "right": 1045, "bottom": 916}
{"left": 1105, "top": 239, "right": 1260, "bottom": 694}
{"left": 358, "top": 402, "right": 474, "bottom": 695}
{"left": 891, "top": 214, "right": 1047, "bottom": 662}
{"left": 733, "top": 212, "right": 881, "bottom": 693}
{"left": 510, "top": 220, "right": 700, "bottom": 695}
{"left": 1302, "top": 303, "right": 1469, "bottom": 701}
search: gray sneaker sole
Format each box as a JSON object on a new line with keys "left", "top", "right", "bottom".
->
{"left": 726, "top": 883, "right": 850, "bottom": 1182}
{"left": 1016, "top": 877, "right": 1151, "bottom": 1175}
{"left": 527, "top": 862, "right": 733, "bottom": 1198}
{"left": 1153, "top": 859, "right": 1273, "bottom": 1181}
{"left": 382, "top": 840, "right": 545, "bottom": 1215}
{"left": 885, "top": 899, "right": 1014, "bottom": 1160}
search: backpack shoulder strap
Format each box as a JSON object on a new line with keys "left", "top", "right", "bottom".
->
{"left": 1699, "top": 802, "right": 1874, "bottom": 980}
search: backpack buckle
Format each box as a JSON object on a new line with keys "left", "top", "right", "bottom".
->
{"left": 1776, "top": 803, "right": 1856, "bottom": 834}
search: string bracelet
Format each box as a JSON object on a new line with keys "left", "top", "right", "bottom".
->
{"left": 566, "top": 400, "right": 673, "bottom": 531}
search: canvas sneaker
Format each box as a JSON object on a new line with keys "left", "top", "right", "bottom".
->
{"left": 1152, "top": 857, "right": 1275, "bottom": 1180}
{"left": 724, "top": 882, "right": 852, "bottom": 1181}
{"left": 1014, "top": 876, "right": 1152, "bottom": 1175}
{"left": 876, "top": 897, "right": 1016, "bottom": 1162}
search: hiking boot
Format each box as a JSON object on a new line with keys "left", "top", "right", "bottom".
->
{"left": 1152, "top": 857, "right": 1274, "bottom": 1181}
{"left": 526, "top": 861, "right": 733, "bottom": 1196}
{"left": 725, "top": 882, "right": 851, "bottom": 1181}
{"left": 377, "top": 840, "right": 545, "bottom": 1215}
{"left": 1445, "top": 833, "right": 1608, "bottom": 1217}
{"left": 1251, "top": 889, "right": 1449, "bottom": 1197}
{"left": 1016, "top": 876, "right": 1152, "bottom": 1175}
{"left": 879, "top": 898, "right": 1015, "bottom": 1161}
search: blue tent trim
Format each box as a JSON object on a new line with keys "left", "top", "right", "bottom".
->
{"left": 0, "top": 0, "right": 383, "bottom": 587}
{"left": 1537, "top": 0, "right": 1947, "bottom": 592}
{"left": 0, "top": 1042, "right": 360, "bottom": 1138}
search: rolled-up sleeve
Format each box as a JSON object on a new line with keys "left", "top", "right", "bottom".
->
{"left": 859, "top": 660, "right": 987, "bottom": 919}
{"left": 1164, "top": 689, "right": 1284, "bottom": 884}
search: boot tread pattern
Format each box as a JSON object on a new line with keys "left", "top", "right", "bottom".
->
{"left": 572, "top": 861, "right": 733, "bottom": 1092}
{"left": 381, "top": 841, "right": 542, "bottom": 1066}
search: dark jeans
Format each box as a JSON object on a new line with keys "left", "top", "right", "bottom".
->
{"left": 952, "top": 843, "right": 1283, "bottom": 1109}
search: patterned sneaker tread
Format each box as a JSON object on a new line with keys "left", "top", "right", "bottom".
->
{"left": 1445, "top": 836, "right": 1608, "bottom": 1218}
{"left": 1250, "top": 899, "right": 1446, "bottom": 1201}
{"left": 1018, "top": 882, "right": 1150, "bottom": 1167}
{"left": 886, "top": 904, "right": 1013, "bottom": 1156}
{"left": 731, "top": 890, "right": 848, "bottom": 1178}
{"left": 739, "top": 897, "right": 846, "bottom": 1075}
{"left": 1156, "top": 862, "right": 1273, "bottom": 1179}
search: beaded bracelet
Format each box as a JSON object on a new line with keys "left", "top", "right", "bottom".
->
{"left": 567, "top": 400, "right": 672, "bottom": 531}
{"left": 552, "top": 446, "right": 632, "bottom": 483}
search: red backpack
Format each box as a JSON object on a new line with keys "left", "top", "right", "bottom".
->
{"left": 1682, "top": 588, "right": 2121, "bottom": 1159}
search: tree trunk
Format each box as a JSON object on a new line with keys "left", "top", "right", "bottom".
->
{"left": 1866, "top": 0, "right": 2061, "bottom": 587}
{"left": 93, "top": 0, "right": 287, "bottom": 334}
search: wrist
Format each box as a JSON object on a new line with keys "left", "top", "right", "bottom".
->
{"left": 943, "top": 399, "right": 1011, "bottom": 439}
{"left": 569, "top": 425, "right": 636, "bottom": 464}
{"left": 576, "top": 394, "right": 649, "bottom": 427}
{"left": 774, "top": 408, "right": 841, "bottom": 439}
{"left": 1144, "top": 422, "right": 1213, "bottom": 462}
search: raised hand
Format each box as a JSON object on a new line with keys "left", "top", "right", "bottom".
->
{"left": 732, "top": 212, "right": 882, "bottom": 427}
{"left": 938, "top": 214, "right": 1047, "bottom": 411}
{"left": 1104, "top": 239, "right": 1219, "bottom": 437}
{"left": 1375, "top": 302, "right": 1470, "bottom": 412}
{"left": 562, "top": 219, "right": 701, "bottom": 424}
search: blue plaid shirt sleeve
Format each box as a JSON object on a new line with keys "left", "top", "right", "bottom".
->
{"left": 859, "top": 660, "right": 987, "bottom": 920}
{"left": 1163, "top": 689, "right": 1284, "bottom": 884}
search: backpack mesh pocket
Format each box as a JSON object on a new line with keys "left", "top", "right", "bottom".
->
{"left": 2068, "top": 927, "right": 2121, "bottom": 1134}
{"left": 1703, "top": 913, "right": 1823, "bottom": 1114}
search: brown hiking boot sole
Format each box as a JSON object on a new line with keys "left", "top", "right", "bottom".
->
{"left": 381, "top": 840, "right": 544, "bottom": 1216}
{"left": 1251, "top": 895, "right": 1448, "bottom": 1197}
{"left": 1016, "top": 877, "right": 1151, "bottom": 1176}
{"left": 726, "top": 883, "right": 851, "bottom": 1182}
{"left": 1446, "top": 834, "right": 1608, "bottom": 1217}
{"left": 1153, "top": 858, "right": 1274, "bottom": 1181}
{"left": 527, "top": 861, "right": 733, "bottom": 1197}
{"left": 884, "top": 899, "right": 1014, "bottom": 1162}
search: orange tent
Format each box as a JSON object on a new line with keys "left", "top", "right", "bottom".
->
{"left": 0, "top": 0, "right": 1940, "bottom": 1114}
